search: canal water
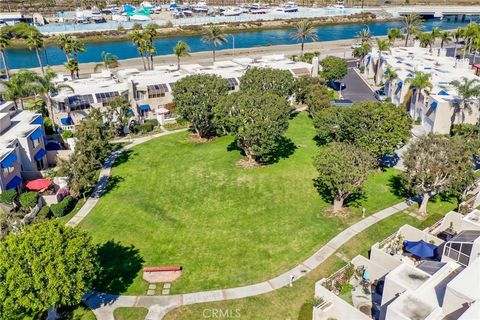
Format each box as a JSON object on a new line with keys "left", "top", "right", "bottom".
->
{"left": 6, "top": 18, "right": 477, "bottom": 69}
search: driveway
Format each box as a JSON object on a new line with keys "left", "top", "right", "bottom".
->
{"left": 340, "top": 64, "right": 377, "bottom": 103}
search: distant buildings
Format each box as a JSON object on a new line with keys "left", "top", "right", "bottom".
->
{"left": 51, "top": 55, "right": 314, "bottom": 131}
{"left": 0, "top": 101, "right": 46, "bottom": 193}
{"left": 362, "top": 45, "right": 480, "bottom": 135}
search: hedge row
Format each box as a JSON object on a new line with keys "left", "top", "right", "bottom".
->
{"left": 50, "top": 196, "right": 74, "bottom": 218}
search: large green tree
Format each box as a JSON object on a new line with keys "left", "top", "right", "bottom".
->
{"left": 240, "top": 67, "right": 295, "bottom": 98}
{"left": 103, "top": 96, "right": 131, "bottom": 136}
{"left": 313, "top": 101, "right": 412, "bottom": 163}
{"left": 173, "top": 74, "right": 228, "bottom": 138}
{"left": 320, "top": 56, "right": 348, "bottom": 83}
{"left": 305, "top": 83, "right": 332, "bottom": 116}
{"left": 314, "top": 142, "right": 374, "bottom": 213}
{"left": 214, "top": 90, "right": 291, "bottom": 164}
{"left": 66, "top": 109, "right": 111, "bottom": 197}
{"left": 0, "top": 221, "right": 98, "bottom": 318}
{"left": 403, "top": 135, "right": 474, "bottom": 215}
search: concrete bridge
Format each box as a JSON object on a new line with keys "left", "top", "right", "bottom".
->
{"left": 383, "top": 6, "right": 480, "bottom": 20}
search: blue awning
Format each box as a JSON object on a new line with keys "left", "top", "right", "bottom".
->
{"left": 45, "top": 141, "right": 61, "bottom": 151}
{"left": 30, "top": 127, "right": 43, "bottom": 141}
{"left": 61, "top": 117, "right": 73, "bottom": 125}
{"left": 34, "top": 148, "right": 46, "bottom": 161}
{"left": 431, "top": 101, "right": 438, "bottom": 109}
{"left": 397, "top": 81, "right": 403, "bottom": 88}
{"left": 438, "top": 90, "right": 449, "bottom": 96}
{"left": 6, "top": 176, "right": 22, "bottom": 190}
{"left": 139, "top": 104, "right": 151, "bottom": 111}
{"left": 30, "top": 116, "right": 43, "bottom": 125}
{"left": 127, "top": 109, "right": 135, "bottom": 116}
{"left": 405, "top": 240, "right": 436, "bottom": 258}
{"left": 1, "top": 152, "right": 17, "bottom": 168}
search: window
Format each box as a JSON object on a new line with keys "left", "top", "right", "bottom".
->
{"left": 445, "top": 242, "right": 472, "bottom": 266}
{"left": 147, "top": 84, "right": 169, "bottom": 98}
{"left": 32, "top": 138, "right": 40, "bottom": 148}
{"left": 95, "top": 91, "right": 119, "bottom": 106}
{"left": 36, "top": 158, "right": 44, "bottom": 171}
{"left": 136, "top": 91, "right": 146, "bottom": 100}
{"left": 2, "top": 166, "right": 14, "bottom": 178}
{"left": 65, "top": 94, "right": 94, "bottom": 111}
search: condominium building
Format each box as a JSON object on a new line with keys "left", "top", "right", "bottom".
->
{"left": 363, "top": 45, "right": 480, "bottom": 134}
{"left": 0, "top": 101, "right": 46, "bottom": 193}
{"left": 52, "top": 55, "right": 313, "bottom": 129}
{"left": 315, "top": 209, "right": 480, "bottom": 320}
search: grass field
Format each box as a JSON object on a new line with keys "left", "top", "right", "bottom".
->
{"left": 81, "top": 112, "right": 408, "bottom": 295}
{"left": 113, "top": 307, "right": 148, "bottom": 320}
{"left": 164, "top": 199, "right": 456, "bottom": 320}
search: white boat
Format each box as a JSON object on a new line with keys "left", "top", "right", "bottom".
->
{"left": 222, "top": 7, "right": 242, "bottom": 16}
{"left": 193, "top": 0, "right": 208, "bottom": 12}
{"left": 130, "top": 14, "right": 151, "bottom": 20}
{"left": 275, "top": 2, "right": 298, "bottom": 13}
{"left": 334, "top": 1, "right": 345, "bottom": 9}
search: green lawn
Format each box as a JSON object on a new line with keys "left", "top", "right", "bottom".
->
{"left": 113, "top": 307, "right": 148, "bottom": 320}
{"left": 164, "top": 202, "right": 455, "bottom": 320}
{"left": 81, "top": 112, "right": 405, "bottom": 295}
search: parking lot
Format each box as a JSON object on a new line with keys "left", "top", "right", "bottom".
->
{"left": 338, "top": 60, "right": 378, "bottom": 104}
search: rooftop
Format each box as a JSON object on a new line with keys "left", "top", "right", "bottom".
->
{"left": 463, "top": 209, "right": 480, "bottom": 227}
{"left": 387, "top": 263, "right": 430, "bottom": 291}
{"left": 449, "top": 230, "right": 480, "bottom": 243}
{"left": 388, "top": 291, "right": 437, "bottom": 320}
{"left": 0, "top": 109, "right": 42, "bottom": 159}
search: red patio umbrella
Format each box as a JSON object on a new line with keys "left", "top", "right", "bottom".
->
{"left": 26, "top": 178, "right": 51, "bottom": 191}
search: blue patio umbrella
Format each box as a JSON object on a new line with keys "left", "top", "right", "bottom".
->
{"left": 363, "top": 269, "right": 370, "bottom": 281}
{"left": 404, "top": 240, "right": 436, "bottom": 258}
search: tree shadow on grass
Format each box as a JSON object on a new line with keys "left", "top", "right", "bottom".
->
{"left": 93, "top": 241, "right": 144, "bottom": 295}
{"left": 313, "top": 178, "right": 367, "bottom": 209}
{"left": 388, "top": 175, "right": 414, "bottom": 199}
{"left": 112, "top": 150, "right": 136, "bottom": 168}
{"left": 227, "top": 136, "right": 297, "bottom": 165}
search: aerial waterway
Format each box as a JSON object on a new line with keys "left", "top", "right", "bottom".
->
{"left": 7, "top": 18, "right": 478, "bottom": 69}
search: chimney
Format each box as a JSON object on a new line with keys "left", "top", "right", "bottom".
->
{"left": 311, "top": 56, "right": 319, "bottom": 77}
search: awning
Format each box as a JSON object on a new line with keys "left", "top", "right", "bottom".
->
{"left": 45, "top": 141, "right": 61, "bottom": 150}
{"left": 147, "top": 84, "right": 169, "bottom": 95}
{"left": 127, "top": 109, "right": 135, "bottom": 116}
{"left": 34, "top": 148, "right": 46, "bottom": 161}
{"left": 61, "top": 117, "right": 73, "bottom": 125}
{"left": 139, "top": 104, "right": 151, "bottom": 111}
{"left": 405, "top": 240, "right": 436, "bottom": 258}
{"left": 26, "top": 178, "right": 51, "bottom": 191}
{"left": 431, "top": 101, "right": 438, "bottom": 109}
{"left": 30, "top": 116, "right": 43, "bottom": 125}
{"left": 1, "top": 152, "right": 17, "bottom": 168}
{"left": 158, "top": 107, "right": 170, "bottom": 114}
{"left": 397, "top": 81, "right": 403, "bottom": 88}
{"left": 6, "top": 176, "right": 22, "bottom": 190}
{"left": 30, "top": 127, "right": 43, "bottom": 141}
{"left": 438, "top": 90, "right": 449, "bottom": 96}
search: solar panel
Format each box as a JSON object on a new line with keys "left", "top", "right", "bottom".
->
{"left": 147, "top": 84, "right": 169, "bottom": 95}
{"left": 95, "top": 91, "right": 119, "bottom": 103}
{"left": 66, "top": 94, "right": 94, "bottom": 106}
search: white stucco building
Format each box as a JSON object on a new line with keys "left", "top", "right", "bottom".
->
{"left": 363, "top": 45, "right": 480, "bottom": 135}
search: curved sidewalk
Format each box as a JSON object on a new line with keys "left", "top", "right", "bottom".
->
{"left": 66, "top": 128, "right": 188, "bottom": 227}
{"left": 84, "top": 199, "right": 413, "bottom": 320}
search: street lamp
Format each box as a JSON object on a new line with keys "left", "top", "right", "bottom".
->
{"left": 230, "top": 34, "right": 235, "bottom": 57}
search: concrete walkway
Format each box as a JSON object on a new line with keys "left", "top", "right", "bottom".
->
{"left": 83, "top": 200, "right": 413, "bottom": 320}
{"left": 66, "top": 128, "right": 188, "bottom": 227}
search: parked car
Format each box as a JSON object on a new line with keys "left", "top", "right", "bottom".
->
{"left": 374, "top": 88, "right": 388, "bottom": 101}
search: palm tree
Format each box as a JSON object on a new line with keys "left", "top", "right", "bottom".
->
{"left": 406, "top": 71, "right": 432, "bottom": 115}
{"left": 173, "top": 40, "right": 190, "bottom": 70}
{"left": 383, "top": 66, "right": 398, "bottom": 96}
{"left": 450, "top": 77, "right": 480, "bottom": 123}
{"left": 55, "top": 34, "right": 73, "bottom": 61}
{"left": 37, "top": 68, "right": 74, "bottom": 128}
{"left": 416, "top": 33, "right": 434, "bottom": 51}
{"left": 375, "top": 38, "right": 390, "bottom": 84}
{"left": 143, "top": 24, "right": 158, "bottom": 67}
{"left": 430, "top": 27, "right": 442, "bottom": 47}
{"left": 3, "top": 70, "right": 42, "bottom": 109}
{"left": 64, "top": 58, "right": 79, "bottom": 80}
{"left": 26, "top": 30, "right": 45, "bottom": 75}
{"left": 356, "top": 27, "right": 372, "bottom": 44}
{"left": 387, "top": 27, "right": 404, "bottom": 46}
{"left": 68, "top": 38, "right": 85, "bottom": 62}
{"left": 463, "top": 22, "right": 480, "bottom": 59}
{"left": 471, "top": 35, "right": 480, "bottom": 64}
{"left": 402, "top": 13, "right": 423, "bottom": 46}
{"left": 289, "top": 19, "right": 318, "bottom": 57}
{"left": 0, "top": 30, "right": 11, "bottom": 80}
{"left": 94, "top": 51, "right": 119, "bottom": 72}
{"left": 129, "top": 30, "right": 148, "bottom": 71}
{"left": 202, "top": 26, "right": 227, "bottom": 62}
{"left": 440, "top": 31, "right": 452, "bottom": 49}
{"left": 454, "top": 28, "right": 465, "bottom": 58}
{"left": 352, "top": 41, "right": 372, "bottom": 68}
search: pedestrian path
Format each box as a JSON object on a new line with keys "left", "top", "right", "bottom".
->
{"left": 83, "top": 200, "right": 413, "bottom": 320}
{"left": 66, "top": 129, "right": 188, "bottom": 227}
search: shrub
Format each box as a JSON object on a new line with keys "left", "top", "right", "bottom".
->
{"left": 339, "top": 283, "right": 353, "bottom": 295}
{"left": 19, "top": 191, "right": 39, "bottom": 210}
{"left": 50, "top": 196, "right": 74, "bottom": 217}
{"left": 298, "top": 302, "right": 313, "bottom": 320}
{"left": 44, "top": 117, "right": 55, "bottom": 135}
{"left": 62, "top": 130, "right": 73, "bottom": 139}
{"left": 144, "top": 119, "right": 159, "bottom": 127}
{"left": 37, "top": 205, "right": 52, "bottom": 219}
{"left": 139, "top": 123, "right": 154, "bottom": 133}
{"left": 0, "top": 190, "right": 17, "bottom": 204}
